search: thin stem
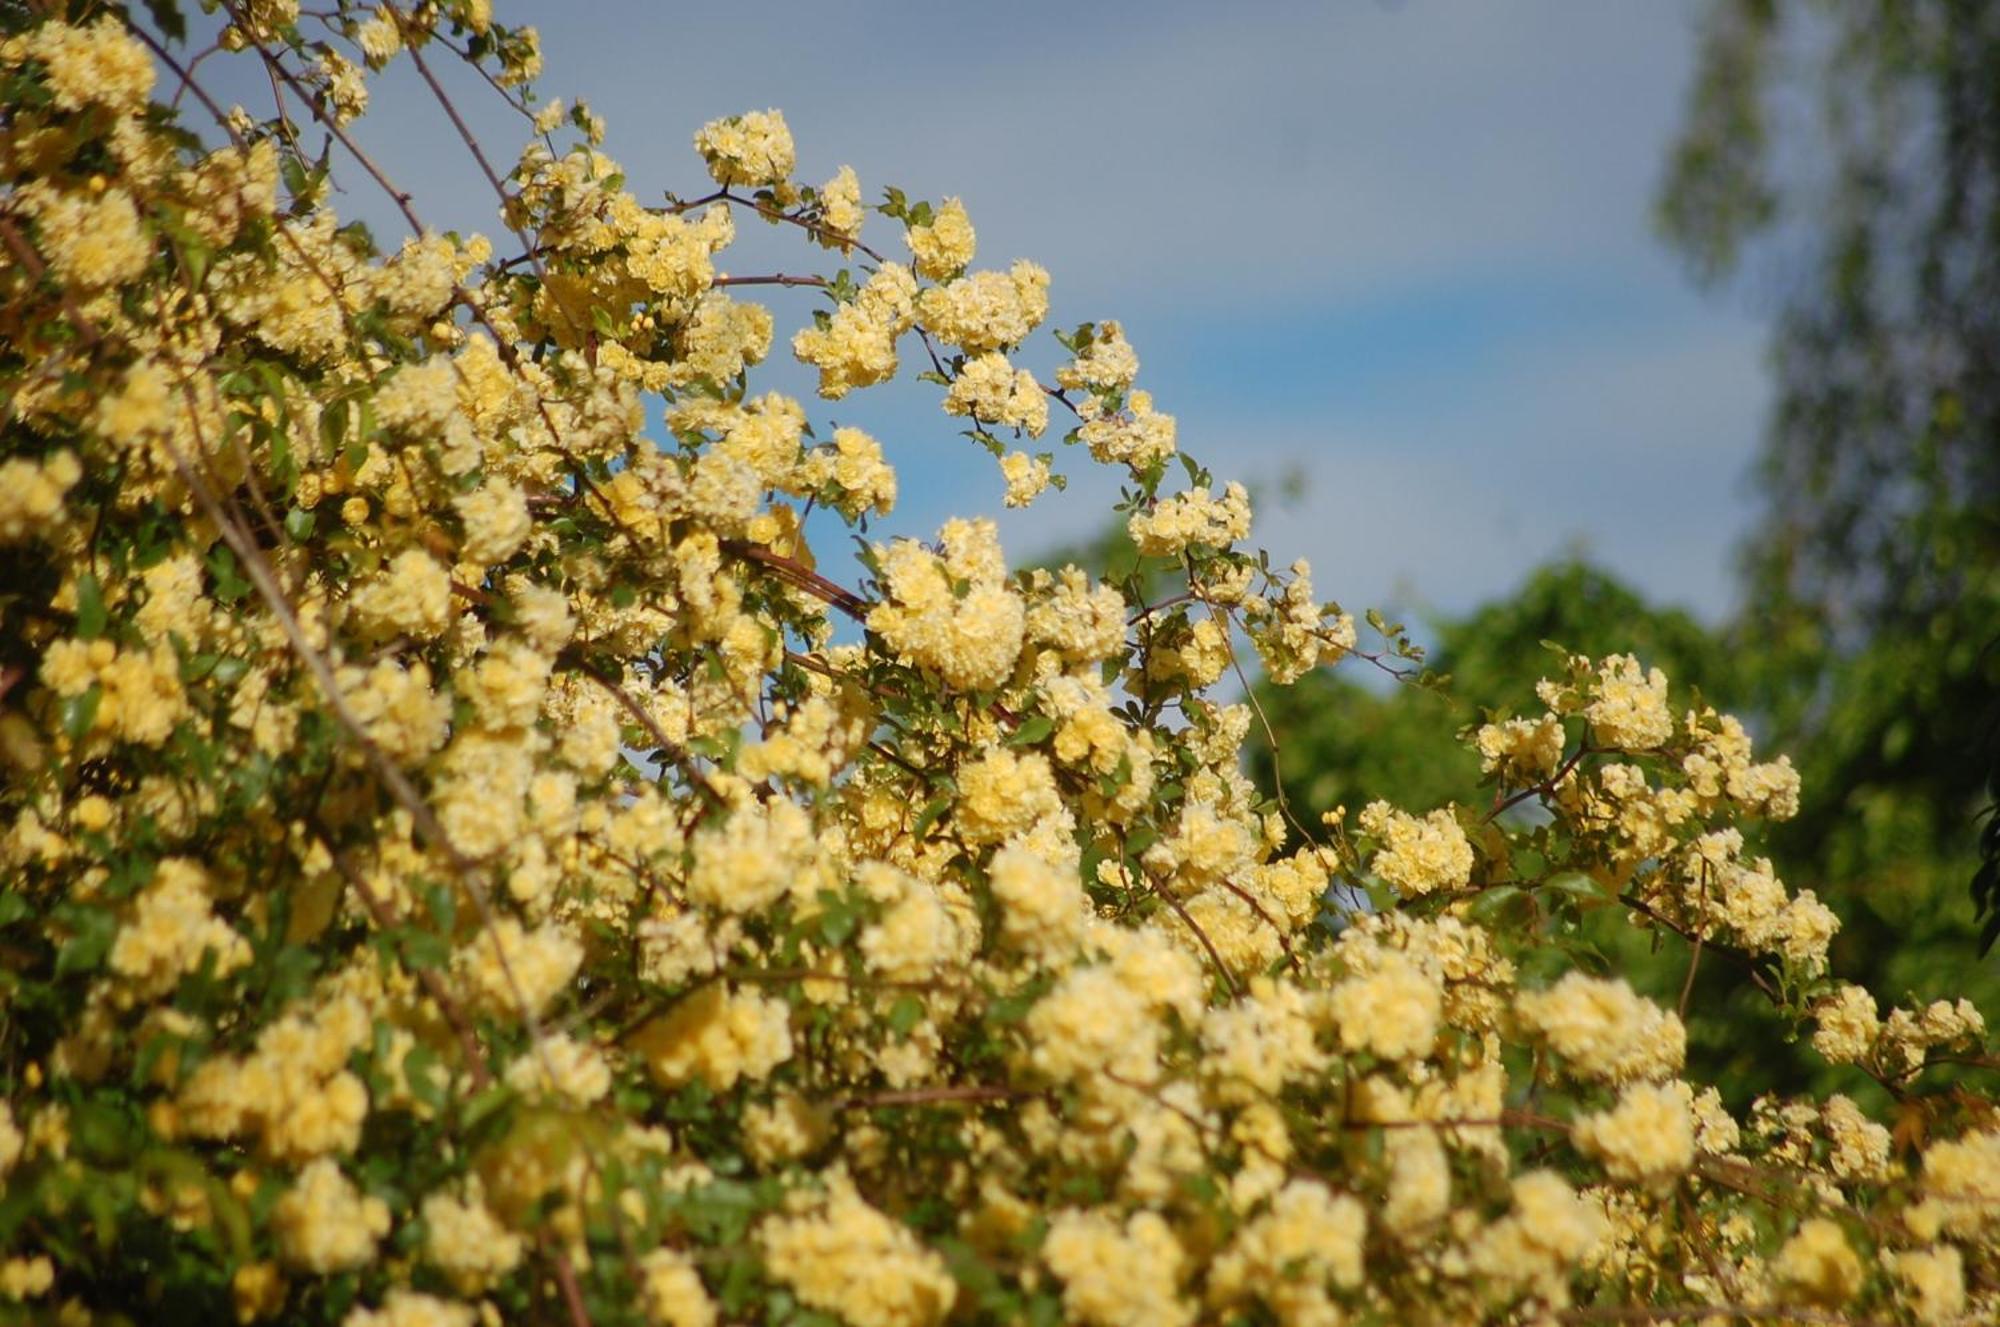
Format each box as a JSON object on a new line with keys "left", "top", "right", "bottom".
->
{"left": 723, "top": 539, "right": 873, "bottom": 621}
{"left": 713, "top": 273, "right": 830, "bottom": 289}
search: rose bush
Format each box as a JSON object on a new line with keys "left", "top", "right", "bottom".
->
{"left": 0, "top": 4, "right": 1994, "bottom": 1325}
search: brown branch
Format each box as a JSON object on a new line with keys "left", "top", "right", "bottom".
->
{"left": 572, "top": 661, "right": 723, "bottom": 801}
{"left": 837, "top": 1084, "right": 1038, "bottom": 1111}
{"left": 0, "top": 214, "right": 103, "bottom": 345}
{"left": 312, "top": 824, "right": 492, "bottom": 1090}
{"left": 713, "top": 273, "right": 830, "bottom": 289}
{"left": 402, "top": 35, "right": 541, "bottom": 274}
{"left": 1486, "top": 742, "right": 1598, "bottom": 823}
{"left": 1679, "top": 929, "right": 1705, "bottom": 1022}
{"left": 545, "top": 1241, "right": 594, "bottom": 1327}
{"left": 721, "top": 966, "right": 967, "bottom": 995}
{"left": 1126, "top": 590, "right": 1197, "bottom": 627}
{"left": 1144, "top": 870, "right": 1242, "bottom": 999}
{"left": 1558, "top": 1307, "right": 1891, "bottom": 1326}
{"left": 1617, "top": 892, "right": 1782, "bottom": 1007}
{"left": 722, "top": 540, "right": 872, "bottom": 621}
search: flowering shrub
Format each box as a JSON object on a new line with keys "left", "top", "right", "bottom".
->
{"left": 1, "top": 4, "right": 1995, "bottom": 1325}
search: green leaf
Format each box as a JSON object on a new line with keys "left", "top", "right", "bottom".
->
{"left": 399, "top": 928, "right": 451, "bottom": 971}
{"left": 422, "top": 883, "right": 456, "bottom": 934}
{"left": 143, "top": 0, "right": 189, "bottom": 42}
{"left": 1543, "top": 872, "right": 1605, "bottom": 903}
{"left": 816, "top": 894, "right": 857, "bottom": 947}
{"left": 1005, "top": 715, "right": 1053, "bottom": 748}
{"left": 887, "top": 995, "right": 924, "bottom": 1036}
{"left": 284, "top": 507, "right": 316, "bottom": 540}
{"left": 75, "top": 571, "right": 106, "bottom": 639}
{"left": 912, "top": 795, "right": 953, "bottom": 838}
{"left": 1466, "top": 884, "right": 1526, "bottom": 925}
{"left": 56, "top": 906, "right": 118, "bottom": 977}
{"left": 61, "top": 685, "right": 102, "bottom": 743}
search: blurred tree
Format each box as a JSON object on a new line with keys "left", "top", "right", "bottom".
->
{"left": 1233, "top": 0, "right": 2000, "bottom": 1099}
{"left": 1040, "top": 3, "right": 2000, "bottom": 1102}
{"left": 1246, "top": 559, "right": 1738, "bottom": 832}
{"left": 1658, "top": 0, "right": 2000, "bottom": 965}
{"left": 1242, "top": 562, "right": 1827, "bottom": 1099}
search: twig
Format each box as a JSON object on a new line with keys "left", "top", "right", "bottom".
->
{"left": 723, "top": 540, "right": 872, "bottom": 621}
{"left": 1679, "top": 930, "right": 1705, "bottom": 1022}
{"left": 0, "top": 214, "right": 103, "bottom": 345}
{"left": 713, "top": 273, "right": 830, "bottom": 289}
{"left": 1558, "top": 1307, "right": 1891, "bottom": 1326}
{"left": 838, "top": 1084, "right": 1037, "bottom": 1111}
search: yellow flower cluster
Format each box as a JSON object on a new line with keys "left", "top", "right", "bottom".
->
{"left": 1, "top": 11, "right": 1992, "bottom": 1327}
{"left": 1357, "top": 799, "right": 1475, "bottom": 896}
{"left": 0, "top": 450, "right": 80, "bottom": 541}
{"left": 693, "top": 109, "right": 796, "bottom": 190}
{"left": 906, "top": 197, "right": 976, "bottom": 280}
{"left": 632, "top": 983, "right": 794, "bottom": 1090}
{"left": 1128, "top": 480, "right": 1253, "bottom": 556}
{"left": 943, "top": 350, "right": 1049, "bottom": 437}
{"left": 914, "top": 260, "right": 1051, "bottom": 353}
{"left": 1516, "top": 972, "right": 1687, "bottom": 1082}
{"left": 867, "top": 518, "right": 1026, "bottom": 691}
{"left": 275, "top": 1159, "right": 392, "bottom": 1273}
{"left": 793, "top": 263, "right": 919, "bottom": 398}
{"left": 760, "top": 1176, "right": 957, "bottom": 1327}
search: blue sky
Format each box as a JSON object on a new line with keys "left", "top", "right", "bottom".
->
{"left": 195, "top": 1, "right": 1772, "bottom": 630}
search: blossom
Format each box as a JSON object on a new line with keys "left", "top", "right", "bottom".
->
{"left": 1127, "top": 482, "right": 1251, "bottom": 557}
{"left": 914, "top": 260, "right": 1050, "bottom": 353}
{"left": 944, "top": 351, "right": 1048, "bottom": 437}
{"left": 819, "top": 165, "right": 864, "bottom": 246}
{"left": 1042, "top": 1209, "right": 1191, "bottom": 1327}
{"left": 422, "top": 1182, "right": 523, "bottom": 1293}
{"left": 274, "top": 1159, "right": 390, "bottom": 1273}
{"left": 866, "top": 520, "right": 1027, "bottom": 691}
{"left": 349, "top": 549, "right": 454, "bottom": 638}
{"left": 1210, "top": 1179, "right": 1367, "bottom": 1320}
{"left": 106, "top": 859, "right": 252, "bottom": 1004}
{"left": 1056, "top": 319, "right": 1140, "bottom": 392}
{"left": 453, "top": 919, "right": 583, "bottom": 1022}
{"left": 906, "top": 196, "right": 975, "bottom": 279}
{"left": 632, "top": 984, "right": 793, "bottom": 1091}
{"left": 1515, "top": 972, "right": 1686, "bottom": 1083}
{"left": 988, "top": 844, "right": 1088, "bottom": 958}
{"left": 1356, "top": 801, "right": 1474, "bottom": 896}
{"left": 1572, "top": 1081, "right": 1695, "bottom": 1182}
{"left": 1325, "top": 951, "right": 1442, "bottom": 1061}
{"left": 22, "top": 184, "right": 151, "bottom": 289}
{"left": 694, "top": 109, "right": 796, "bottom": 189}
{"left": 759, "top": 1176, "right": 956, "bottom": 1327}
{"left": 1585, "top": 654, "right": 1673, "bottom": 751}
{"left": 1770, "top": 1218, "right": 1863, "bottom": 1306}
{"left": 23, "top": 18, "right": 155, "bottom": 111}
